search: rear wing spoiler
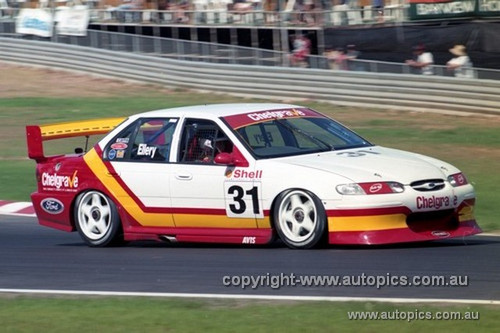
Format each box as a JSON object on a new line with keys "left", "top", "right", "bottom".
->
{"left": 26, "top": 117, "right": 126, "bottom": 162}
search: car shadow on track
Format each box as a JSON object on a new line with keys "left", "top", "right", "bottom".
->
{"left": 57, "top": 235, "right": 498, "bottom": 250}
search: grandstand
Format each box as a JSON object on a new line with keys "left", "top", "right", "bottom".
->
{"left": 2, "top": 0, "right": 500, "bottom": 69}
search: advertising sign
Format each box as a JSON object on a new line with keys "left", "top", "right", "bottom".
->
{"left": 55, "top": 7, "right": 90, "bottom": 36}
{"left": 16, "top": 8, "right": 54, "bottom": 37}
{"left": 408, "top": 0, "right": 500, "bottom": 20}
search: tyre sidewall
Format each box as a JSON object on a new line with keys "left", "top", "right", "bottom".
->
{"left": 273, "top": 189, "right": 327, "bottom": 249}
{"left": 74, "top": 191, "right": 122, "bottom": 247}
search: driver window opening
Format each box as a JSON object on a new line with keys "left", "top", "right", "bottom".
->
{"left": 179, "top": 119, "right": 233, "bottom": 164}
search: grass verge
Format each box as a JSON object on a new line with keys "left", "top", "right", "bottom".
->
{"left": 0, "top": 296, "right": 498, "bottom": 332}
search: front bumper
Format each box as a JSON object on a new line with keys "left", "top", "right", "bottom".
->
{"left": 327, "top": 198, "right": 480, "bottom": 245}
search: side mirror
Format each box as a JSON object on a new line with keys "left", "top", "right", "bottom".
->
{"left": 214, "top": 152, "right": 233, "bottom": 165}
{"left": 214, "top": 148, "right": 249, "bottom": 167}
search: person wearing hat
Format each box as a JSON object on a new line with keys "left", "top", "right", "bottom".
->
{"left": 447, "top": 45, "right": 474, "bottom": 78}
{"left": 406, "top": 44, "right": 434, "bottom": 75}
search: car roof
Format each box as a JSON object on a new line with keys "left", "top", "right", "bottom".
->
{"left": 132, "top": 103, "right": 304, "bottom": 119}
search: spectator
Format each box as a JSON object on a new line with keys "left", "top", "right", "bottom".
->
{"left": 325, "top": 47, "right": 349, "bottom": 70}
{"left": 171, "top": 0, "right": 191, "bottom": 23}
{"left": 372, "top": 0, "right": 384, "bottom": 23}
{"left": 345, "top": 44, "right": 361, "bottom": 71}
{"left": 233, "top": 0, "right": 254, "bottom": 12}
{"left": 405, "top": 44, "right": 434, "bottom": 75}
{"left": 110, "top": 0, "right": 143, "bottom": 23}
{"left": 302, "top": 0, "right": 318, "bottom": 26}
{"left": 447, "top": 44, "right": 474, "bottom": 78}
{"left": 289, "top": 34, "right": 311, "bottom": 67}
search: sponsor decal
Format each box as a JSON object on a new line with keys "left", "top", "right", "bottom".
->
{"left": 116, "top": 150, "right": 125, "bottom": 158}
{"left": 137, "top": 143, "right": 157, "bottom": 158}
{"left": 369, "top": 183, "right": 383, "bottom": 193}
{"left": 242, "top": 236, "right": 256, "bottom": 244}
{"left": 247, "top": 109, "right": 306, "bottom": 121}
{"left": 110, "top": 143, "right": 128, "bottom": 150}
{"left": 431, "top": 231, "right": 451, "bottom": 237}
{"left": 416, "top": 195, "right": 458, "bottom": 210}
{"left": 108, "top": 149, "right": 117, "bottom": 160}
{"left": 42, "top": 171, "right": 79, "bottom": 190}
{"left": 116, "top": 138, "right": 129, "bottom": 143}
{"left": 55, "top": 163, "right": 62, "bottom": 172}
{"left": 228, "top": 169, "right": 263, "bottom": 179}
{"left": 337, "top": 150, "right": 380, "bottom": 157}
{"left": 40, "top": 198, "right": 64, "bottom": 214}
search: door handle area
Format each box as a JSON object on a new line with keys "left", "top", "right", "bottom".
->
{"left": 175, "top": 172, "right": 193, "bottom": 180}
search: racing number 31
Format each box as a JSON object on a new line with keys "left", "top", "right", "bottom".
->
{"left": 224, "top": 182, "right": 263, "bottom": 218}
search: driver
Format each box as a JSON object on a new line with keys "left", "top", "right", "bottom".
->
{"left": 199, "top": 137, "right": 231, "bottom": 163}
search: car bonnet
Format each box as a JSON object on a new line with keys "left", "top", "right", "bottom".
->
{"left": 280, "top": 146, "right": 457, "bottom": 184}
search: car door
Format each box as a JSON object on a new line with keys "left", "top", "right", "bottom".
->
{"left": 169, "top": 118, "right": 261, "bottom": 229}
{"left": 104, "top": 117, "right": 178, "bottom": 227}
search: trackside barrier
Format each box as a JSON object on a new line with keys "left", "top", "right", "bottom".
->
{"left": 1, "top": 37, "right": 499, "bottom": 115}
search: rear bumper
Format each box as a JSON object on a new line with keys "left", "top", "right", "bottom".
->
{"left": 31, "top": 192, "right": 75, "bottom": 232}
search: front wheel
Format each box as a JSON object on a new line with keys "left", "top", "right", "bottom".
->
{"left": 273, "top": 189, "right": 327, "bottom": 249}
{"left": 74, "top": 191, "right": 123, "bottom": 247}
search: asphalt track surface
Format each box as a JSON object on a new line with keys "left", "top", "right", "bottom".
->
{"left": 1, "top": 215, "right": 499, "bottom": 302}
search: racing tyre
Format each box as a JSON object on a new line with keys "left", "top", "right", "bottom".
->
{"left": 74, "top": 191, "right": 123, "bottom": 247}
{"left": 273, "top": 189, "right": 327, "bottom": 249}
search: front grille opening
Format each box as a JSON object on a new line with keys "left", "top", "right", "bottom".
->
{"left": 410, "top": 179, "right": 445, "bottom": 192}
{"left": 407, "top": 209, "right": 458, "bottom": 232}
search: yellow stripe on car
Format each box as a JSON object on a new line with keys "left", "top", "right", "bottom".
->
{"left": 328, "top": 214, "right": 408, "bottom": 232}
{"left": 84, "top": 148, "right": 269, "bottom": 229}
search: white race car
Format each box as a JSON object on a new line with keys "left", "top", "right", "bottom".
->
{"left": 27, "top": 103, "right": 481, "bottom": 248}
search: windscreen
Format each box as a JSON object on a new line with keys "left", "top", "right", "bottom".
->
{"left": 224, "top": 108, "right": 372, "bottom": 158}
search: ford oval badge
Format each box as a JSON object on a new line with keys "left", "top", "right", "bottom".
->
{"left": 41, "top": 198, "right": 64, "bottom": 214}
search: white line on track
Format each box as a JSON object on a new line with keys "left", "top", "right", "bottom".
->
{"left": 0, "top": 289, "right": 498, "bottom": 305}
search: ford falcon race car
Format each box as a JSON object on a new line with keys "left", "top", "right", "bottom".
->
{"left": 26, "top": 103, "right": 481, "bottom": 248}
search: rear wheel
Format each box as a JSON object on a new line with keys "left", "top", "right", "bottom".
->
{"left": 273, "top": 189, "right": 327, "bottom": 249}
{"left": 74, "top": 191, "right": 123, "bottom": 247}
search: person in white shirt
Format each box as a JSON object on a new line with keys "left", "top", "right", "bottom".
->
{"left": 406, "top": 45, "right": 434, "bottom": 75}
{"left": 447, "top": 44, "right": 474, "bottom": 78}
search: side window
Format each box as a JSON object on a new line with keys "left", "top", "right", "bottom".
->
{"left": 105, "top": 125, "right": 135, "bottom": 161}
{"left": 106, "top": 118, "right": 177, "bottom": 162}
{"left": 178, "top": 119, "right": 233, "bottom": 164}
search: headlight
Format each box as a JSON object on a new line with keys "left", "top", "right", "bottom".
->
{"left": 336, "top": 184, "right": 365, "bottom": 195}
{"left": 447, "top": 173, "right": 468, "bottom": 187}
{"left": 336, "top": 182, "right": 405, "bottom": 195}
